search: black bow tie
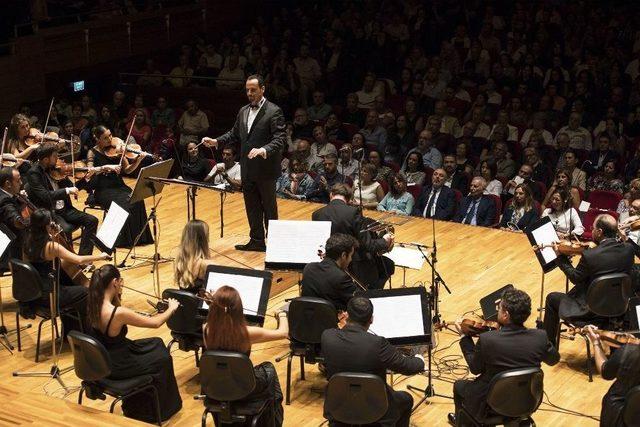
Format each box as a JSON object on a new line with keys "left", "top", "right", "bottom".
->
{"left": 250, "top": 104, "right": 260, "bottom": 110}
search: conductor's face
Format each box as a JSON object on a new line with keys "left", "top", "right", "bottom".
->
{"left": 246, "top": 78, "right": 265, "bottom": 105}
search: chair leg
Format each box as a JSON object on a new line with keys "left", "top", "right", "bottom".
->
{"left": 109, "top": 397, "right": 121, "bottom": 413}
{"left": 201, "top": 409, "right": 209, "bottom": 427}
{"left": 299, "top": 355, "right": 305, "bottom": 380}
{"left": 35, "top": 318, "right": 46, "bottom": 363}
{"left": 166, "top": 339, "right": 176, "bottom": 352}
{"left": 584, "top": 336, "right": 593, "bottom": 382}
{"left": 286, "top": 354, "right": 293, "bottom": 405}
{"left": 78, "top": 387, "right": 84, "bottom": 404}
{"left": 15, "top": 311, "right": 21, "bottom": 352}
{"left": 194, "top": 347, "right": 200, "bottom": 367}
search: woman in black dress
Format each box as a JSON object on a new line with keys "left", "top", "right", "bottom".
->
{"left": 86, "top": 125, "right": 153, "bottom": 248}
{"left": 87, "top": 264, "right": 182, "bottom": 423}
{"left": 174, "top": 219, "right": 216, "bottom": 293}
{"left": 180, "top": 142, "right": 213, "bottom": 182}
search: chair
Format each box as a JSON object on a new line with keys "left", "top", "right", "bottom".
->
{"left": 407, "top": 183, "right": 422, "bottom": 202}
{"left": 10, "top": 259, "right": 83, "bottom": 362}
{"left": 83, "top": 191, "right": 107, "bottom": 218}
{"left": 162, "top": 289, "right": 204, "bottom": 367}
{"left": 487, "top": 194, "right": 502, "bottom": 227}
{"left": 276, "top": 297, "right": 338, "bottom": 405}
{"left": 460, "top": 368, "right": 543, "bottom": 427}
{"left": 377, "top": 179, "right": 389, "bottom": 195}
{"left": 324, "top": 373, "right": 388, "bottom": 425}
{"left": 67, "top": 331, "right": 162, "bottom": 426}
{"left": 587, "top": 190, "right": 623, "bottom": 211}
{"left": 197, "top": 350, "right": 273, "bottom": 427}
{"left": 623, "top": 385, "right": 640, "bottom": 427}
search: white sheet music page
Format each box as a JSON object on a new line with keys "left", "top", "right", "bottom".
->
{"left": 0, "top": 228, "right": 11, "bottom": 258}
{"left": 368, "top": 294, "right": 425, "bottom": 338}
{"left": 531, "top": 220, "right": 560, "bottom": 264}
{"left": 385, "top": 246, "right": 425, "bottom": 270}
{"left": 265, "top": 220, "right": 332, "bottom": 264}
{"left": 206, "top": 272, "right": 263, "bottom": 315}
{"left": 96, "top": 201, "right": 130, "bottom": 249}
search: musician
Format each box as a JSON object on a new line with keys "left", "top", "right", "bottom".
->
{"left": 584, "top": 325, "right": 640, "bottom": 427}
{"left": 312, "top": 183, "right": 394, "bottom": 289}
{"left": 25, "top": 143, "right": 98, "bottom": 255}
{"left": 454, "top": 177, "right": 496, "bottom": 227}
{"left": 174, "top": 220, "right": 216, "bottom": 293}
{"left": 206, "top": 146, "right": 242, "bottom": 189}
{"left": 321, "top": 296, "right": 425, "bottom": 427}
{"left": 7, "top": 113, "right": 41, "bottom": 164}
{"left": 413, "top": 168, "right": 457, "bottom": 220}
{"left": 542, "top": 214, "right": 637, "bottom": 345}
{"left": 301, "top": 233, "right": 359, "bottom": 311}
{"left": 202, "top": 74, "right": 286, "bottom": 252}
{"left": 450, "top": 288, "right": 559, "bottom": 426}
{"left": 87, "top": 264, "right": 182, "bottom": 423}
{"left": 0, "top": 167, "right": 30, "bottom": 267}
{"left": 203, "top": 285, "right": 287, "bottom": 426}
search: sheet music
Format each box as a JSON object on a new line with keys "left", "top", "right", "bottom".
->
{"left": 96, "top": 202, "right": 130, "bottom": 249}
{"left": 206, "top": 272, "right": 264, "bottom": 315}
{"left": 0, "top": 228, "right": 11, "bottom": 258}
{"left": 508, "top": 175, "right": 525, "bottom": 194}
{"left": 265, "top": 220, "right": 331, "bottom": 264}
{"left": 531, "top": 220, "right": 559, "bottom": 264}
{"left": 385, "top": 246, "right": 425, "bottom": 270}
{"left": 368, "top": 294, "right": 425, "bottom": 338}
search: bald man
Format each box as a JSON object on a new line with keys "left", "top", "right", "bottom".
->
{"left": 413, "top": 168, "right": 456, "bottom": 220}
{"left": 453, "top": 177, "right": 496, "bottom": 227}
{"left": 543, "top": 214, "right": 640, "bottom": 345}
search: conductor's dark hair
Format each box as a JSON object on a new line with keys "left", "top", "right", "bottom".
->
{"left": 330, "top": 183, "right": 353, "bottom": 200}
{"left": 325, "top": 233, "right": 358, "bottom": 261}
{"left": 0, "top": 167, "right": 15, "bottom": 188}
{"left": 347, "top": 296, "right": 374, "bottom": 325}
{"left": 246, "top": 74, "right": 265, "bottom": 87}
{"left": 36, "top": 142, "right": 58, "bottom": 160}
{"left": 500, "top": 287, "right": 531, "bottom": 325}
{"left": 594, "top": 214, "right": 618, "bottom": 238}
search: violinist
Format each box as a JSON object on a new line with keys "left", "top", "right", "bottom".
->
{"left": 25, "top": 143, "right": 98, "bottom": 256}
{"left": 0, "top": 167, "right": 30, "bottom": 267}
{"left": 583, "top": 325, "right": 640, "bottom": 427}
{"left": 450, "top": 288, "right": 559, "bottom": 427}
{"left": 542, "top": 214, "right": 639, "bottom": 346}
{"left": 301, "top": 233, "right": 359, "bottom": 312}
{"left": 86, "top": 126, "right": 153, "bottom": 248}
{"left": 6, "top": 114, "right": 41, "bottom": 166}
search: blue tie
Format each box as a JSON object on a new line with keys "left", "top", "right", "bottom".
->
{"left": 464, "top": 199, "right": 479, "bottom": 225}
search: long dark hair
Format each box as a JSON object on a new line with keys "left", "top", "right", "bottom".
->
{"left": 23, "top": 209, "right": 52, "bottom": 262}
{"left": 204, "top": 286, "right": 250, "bottom": 353}
{"left": 87, "top": 264, "right": 121, "bottom": 329}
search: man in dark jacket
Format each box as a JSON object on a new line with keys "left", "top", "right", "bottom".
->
{"left": 0, "top": 167, "right": 29, "bottom": 268}
{"left": 413, "top": 168, "right": 456, "bottom": 220}
{"left": 454, "top": 177, "right": 496, "bottom": 227}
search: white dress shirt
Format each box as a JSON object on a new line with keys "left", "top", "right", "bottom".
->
{"left": 247, "top": 97, "right": 266, "bottom": 132}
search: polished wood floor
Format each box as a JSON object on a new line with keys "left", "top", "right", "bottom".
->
{"left": 0, "top": 181, "right": 610, "bottom": 426}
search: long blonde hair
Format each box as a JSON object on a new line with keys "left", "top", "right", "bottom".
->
{"left": 174, "top": 220, "right": 210, "bottom": 289}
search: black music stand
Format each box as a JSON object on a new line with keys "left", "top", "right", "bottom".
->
{"left": 526, "top": 216, "right": 560, "bottom": 327}
{"left": 119, "top": 159, "right": 173, "bottom": 297}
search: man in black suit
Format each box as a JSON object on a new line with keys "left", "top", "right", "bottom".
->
{"left": 312, "top": 183, "right": 394, "bottom": 289}
{"left": 583, "top": 134, "right": 618, "bottom": 176}
{"left": 413, "top": 168, "right": 457, "bottom": 220}
{"left": 25, "top": 144, "right": 98, "bottom": 255}
{"left": 203, "top": 74, "right": 286, "bottom": 251}
{"left": 542, "top": 214, "right": 638, "bottom": 345}
{"left": 322, "top": 296, "right": 425, "bottom": 427}
{"left": 502, "top": 164, "right": 542, "bottom": 202}
{"left": 450, "top": 288, "right": 560, "bottom": 426}
{"left": 454, "top": 177, "right": 496, "bottom": 227}
{"left": 443, "top": 154, "right": 469, "bottom": 194}
{"left": 0, "top": 167, "right": 30, "bottom": 268}
{"left": 301, "top": 233, "right": 358, "bottom": 311}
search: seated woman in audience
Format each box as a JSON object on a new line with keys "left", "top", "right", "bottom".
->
{"left": 127, "top": 108, "right": 152, "bottom": 150}
{"left": 480, "top": 160, "right": 502, "bottom": 196}
{"left": 542, "top": 188, "right": 584, "bottom": 237}
{"left": 174, "top": 219, "right": 216, "bottom": 293}
{"left": 587, "top": 160, "right": 624, "bottom": 194}
{"left": 617, "top": 178, "right": 640, "bottom": 222}
{"left": 401, "top": 151, "right": 426, "bottom": 186}
{"left": 454, "top": 141, "right": 474, "bottom": 174}
{"left": 180, "top": 142, "right": 212, "bottom": 182}
{"left": 276, "top": 157, "right": 318, "bottom": 201}
{"left": 353, "top": 162, "right": 385, "bottom": 209}
{"left": 368, "top": 150, "right": 393, "bottom": 183}
{"left": 87, "top": 264, "right": 182, "bottom": 423}
{"left": 203, "top": 285, "right": 287, "bottom": 426}
{"left": 499, "top": 184, "right": 539, "bottom": 232}
{"left": 377, "top": 173, "right": 415, "bottom": 215}
{"left": 541, "top": 168, "right": 581, "bottom": 211}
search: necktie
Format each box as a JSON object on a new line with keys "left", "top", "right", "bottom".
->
{"left": 464, "top": 199, "right": 478, "bottom": 224}
{"left": 424, "top": 189, "right": 436, "bottom": 218}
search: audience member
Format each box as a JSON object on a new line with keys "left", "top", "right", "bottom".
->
{"left": 352, "top": 162, "right": 384, "bottom": 210}
{"left": 454, "top": 177, "right": 496, "bottom": 226}
{"left": 443, "top": 154, "right": 470, "bottom": 194}
{"left": 542, "top": 188, "right": 584, "bottom": 238}
{"left": 177, "top": 100, "right": 209, "bottom": 147}
{"left": 377, "top": 173, "right": 414, "bottom": 215}
{"left": 276, "top": 157, "right": 318, "bottom": 201}
{"left": 479, "top": 160, "right": 502, "bottom": 196}
{"left": 401, "top": 151, "right": 426, "bottom": 186}
{"left": 499, "top": 184, "right": 539, "bottom": 232}
{"left": 587, "top": 160, "right": 624, "bottom": 194}
{"left": 413, "top": 168, "right": 456, "bottom": 220}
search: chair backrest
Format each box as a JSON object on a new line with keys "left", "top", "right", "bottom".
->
{"left": 324, "top": 372, "right": 388, "bottom": 425}
{"left": 67, "top": 330, "right": 112, "bottom": 381}
{"left": 407, "top": 183, "right": 422, "bottom": 201}
{"left": 486, "top": 368, "right": 543, "bottom": 418}
{"left": 623, "top": 385, "right": 640, "bottom": 427}
{"left": 587, "top": 273, "right": 631, "bottom": 317}
{"left": 487, "top": 194, "right": 502, "bottom": 226}
{"left": 162, "top": 288, "right": 203, "bottom": 334}
{"left": 9, "top": 259, "right": 44, "bottom": 303}
{"left": 288, "top": 297, "right": 338, "bottom": 344}
{"left": 588, "top": 190, "right": 623, "bottom": 211}
{"left": 200, "top": 350, "right": 255, "bottom": 402}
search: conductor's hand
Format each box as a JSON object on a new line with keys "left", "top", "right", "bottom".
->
{"left": 248, "top": 147, "right": 267, "bottom": 159}
{"left": 166, "top": 298, "right": 180, "bottom": 313}
{"left": 202, "top": 137, "right": 218, "bottom": 148}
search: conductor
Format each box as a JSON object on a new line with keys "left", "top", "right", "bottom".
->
{"left": 202, "top": 74, "right": 286, "bottom": 252}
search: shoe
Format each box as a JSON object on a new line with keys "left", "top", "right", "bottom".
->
{"left": 447, "top": 413, "right": 456, "bottom": 426}
{"left": 235, "top": 240, "right": 266, "bottom": 252}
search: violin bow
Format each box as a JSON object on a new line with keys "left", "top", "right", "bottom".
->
{"left": 119, "top": 120, "right": 136, "bottom": 167}
{"left": 40, "top": 97, "right": 55, "bottom": 139}
{"left": 0, "top": 127, "right": 7, "bottom": 162}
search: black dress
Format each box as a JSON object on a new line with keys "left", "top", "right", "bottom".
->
{"left": 600, "top": 345, "right": 640, "bottom": 427}
{"left": 181, "top": 157, "right": 211, "bottom": 182}
{"left": 92, "top": 307, "right": 182, "bottom": 423}
{"left": 88, "top": 148, "right": 153, "bottom": 248}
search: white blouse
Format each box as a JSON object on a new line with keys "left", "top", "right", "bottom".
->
{"left": 484, "top": 179, "right": 503, "bottom": 196}
{"left": 353, "top": 180, "right": 382, "bottom": 206}
{"left": 542, "top": 207, "right": 584, "bottom": 236}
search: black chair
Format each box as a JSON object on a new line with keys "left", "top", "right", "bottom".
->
{"left": 324, "top": 372, "right": 388, "bottom": 425}
{"left": 460, "top": 367, "right": 544, "bottom": 427}
{"left": 624, "top": 385, "right": 640, "bottom": 427}
{"left": 197, "top": 350, "right": 274, "bottom": 427}
{"left": 67, "top": 330, "right": 162, "bottom": 426}
{"left": 162, "top": 288, "right": 204, "bottom": 366}
{"left": 275, "top": 297, "right": 338, "bottom": 405}
{"left": 83, "top": 191, "right": 107, "bottom": 217}
{"left": 561, "top": 273, "right": 631, "bottom": 381}
{"left": 10, "top": 259, "right": 83, "bottom": 362}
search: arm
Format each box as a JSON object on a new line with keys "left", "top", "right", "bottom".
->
{"left": 481, "top": 199, "right": 496, "bottom": 227}
{"left": 375, "top": 183, "right": 385, "bottom": 202}
{"left": 25, "top": 170, "right": 67, "bottom": 208}
{"left": 570, "top": 208, "right": 584, "bottom": 235}
{"left": 459, "top": 335, "right": 484, "bottom": 375}
{"left": 122, "top": 153, "right": 144, "bottom": 174}
{"left": 247, "top": 312, "right": 288, "bottom": 344}
{"left": 215, "top": 111, "right": 241, "bottom": 146}
{"left": 376, "top": 193, "right": 389, "bottom": 211}
{"left": 402, "top": 194, "right": 415, "bottom": 215}
{"left": 263, "top": 107, "right": 286, "bottom": 156}
{"left": 116, "top": 304, "right": 178, "bottom": 329}
{"left": 378, "top": 337, "right": 425, "bottom": 375}
{"left": 556, "top": 253, "right": 590, "bottom": 286}
{"left": 44, "top": 242, "right": 108, "bottom": 265}
{"left": 0, "top": 199, "right": 29, "bottom": 229}
{"left": 542, "top": 339, "right": 560, "bottom": 366}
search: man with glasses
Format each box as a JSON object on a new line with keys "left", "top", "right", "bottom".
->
{"left": 311, "top": 153, "right": 352, "bottom": 203}
{"left": 523, "top": 147, "right": 551, "bottom": 186}
{"left": 502, "top": 164, "right": 542, "bottom": 202}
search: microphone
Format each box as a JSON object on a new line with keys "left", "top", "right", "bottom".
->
{"left": 397, "top": 242, "right": 432, "bottom": 249}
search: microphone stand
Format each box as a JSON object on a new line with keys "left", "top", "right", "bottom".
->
{"left": 355, "top": 149, "right": 364, "bottom": 212}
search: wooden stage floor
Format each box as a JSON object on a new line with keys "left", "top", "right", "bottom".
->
{"left": 0, "top": 182, "right": 608, "bottom": 426}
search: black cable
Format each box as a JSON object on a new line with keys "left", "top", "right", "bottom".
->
{"left": 540, "top": 391, "right": 600, "bottom": 422}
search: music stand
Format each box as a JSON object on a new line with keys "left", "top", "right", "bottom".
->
{"left": 119, "top": 159, "right": 174, "bottom": 297}
{"left": 385, "top": 245, "right": 426, "bottom": 287}
{"left": 91, "top": 201, "right": 130, "bottom": 265}
{"left": 526, "top": 216, "right": 560, "bottom": 326}
{"left": 264, "top": 220, "right": 332, "bottom": 271}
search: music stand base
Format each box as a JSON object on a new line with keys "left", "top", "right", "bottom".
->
{"left": 13, "top": 365, "right": 74, "bottom": 389}
{"left": 408, "top": 384, "right": 453, "bottom": 412}
{"left": 0, "top": 324, "right": 32, "bottom": 353}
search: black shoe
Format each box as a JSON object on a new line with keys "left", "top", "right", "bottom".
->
{"left": 447, "top": 413, "right": 456, "bottom": 426}
{"left": 235, "top": 240, "right": 266, "bottom": 252}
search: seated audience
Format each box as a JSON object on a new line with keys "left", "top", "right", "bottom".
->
{"left": 217, "top": 55, "right": 245, "bottom": 89}
{"left": 454, "top": 141, "right": 474, "bottom": 175}
{"left": 337, "top": 143, "right": 359, "bottom": 180}
{"left": 583, "top": 134, "right": 619, "bottom": 176}
{"left": 178, "top": 100, "right": 209, "bottom": 147}
{"left": 311, "top": 125, "right": 338, "bottom": 159}
{"left": 617, "top": 178, "right": 640, "bottom": 222}
{"left": 207, "top": 146, "right": 242, "bottom": 189}
{"left": 180, "top": 142, "right": 211, "bottom": 182}
{"left": 313, "top": 153, "right": 352, "bottom": 203}
{"left": 443, "top": 154, "right": 470, "bottom": 194}
{"left": 128, "top": 108, "right": 153, "bottom": 150}
{"left": 368, "top": 150, "right": 393, "bottom": 184}
{"left": 292, "top": 108, "right": 314, "bottom": 140}
{"left": 503, "top": 164, "right": 542, "bottom": 202}
{"left": 307, "top": 90, "right": 332, "bottom": 121}
{"left": 360, "top": 109, "right": 387, "bottom": 152}
{"left": 168, "top": 54, "right": 193, "bottom": 88}
{"left": 352, "top": 163, "right": 384, "bottom": 209}
{"left": 401, "top": 151, "right": 426, "bottom": 186}
{"left": 413, "top": 168, "right": 456, "bottom": 220}
{"left": 377, "top": 173, "right": 414, "bottom": 215}
{"left": 499, "top": 184, "right": 539, "bottom": 232}
{"left": 406, "top": 130, "right": 443, "bottom": 170}
{"left": 587, "top": 160, "right": 624, "bottom": 194}
{"left": 454, "top": 177, "right": 496, "bottom": 227}
{"left": 523, "top": 147, "right": 551, "bottom": 187}
{"left": 542, "top": 188, "right": 584, "bottom": 237}
{"left": 174, "top": 219, "right": 216, "bottom": 293}
{"left": 562, "top": 148, "right": 587, "bottom": 191}
{"left": 542, "top": 169, "right": 582, "bottom": 211}
{"left": 151, "top": 96, "right": 176, "bottom": 129}
{"left": 554, "top": 112, "right": 592, "bottom": 151}
{"left": 276, "top": 157, "right": 318, "bottom": 201}
{"left": 480, "top": 160, "right": 502, "bottom": 196}
{"left": 324, "top": 113, "right": 347, "bottom": 143}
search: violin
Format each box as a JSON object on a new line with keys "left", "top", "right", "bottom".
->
{"left": 22, "top": 128, "right": 72, "bottom": 148}
{"left": 566, "top": 326, "right": 640, "bottom": 347}
{"left": 16, "top": 191, "right": 36, "bottom": 220}
{"left": 103, "top": 137, "right": 160, "bottom": 161}
{"left": 459, "top": 318, "right": 501, "bottom": 336}
{"left": 1, "top": 153, "right": 31, "bottom": 167}
{"left": 48, "top": 159, "right": 90, "bottom": 181}
{"left": 533, "top": 239, "right": 595, "bottom": 256}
